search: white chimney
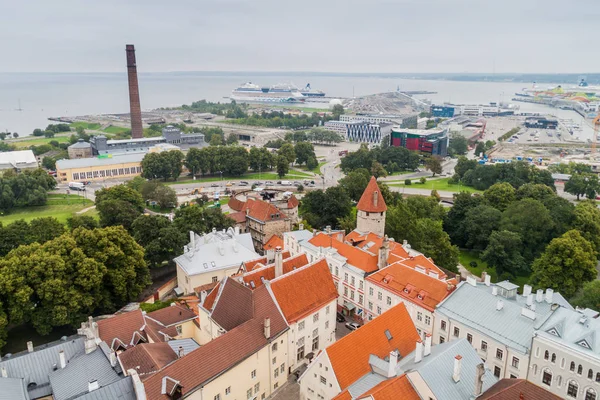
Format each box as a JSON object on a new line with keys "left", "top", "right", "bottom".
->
{"left": 88, "top": 380, "right": 99, "bottom": 392}
{"left": 109, "top": 350, "right": 117, "bottom": 367}
{"left": 484, "top": 273, "right": 491, "bottom": 287}
{"left": 424, "top": 333, "right": 432, "bottom": 357}
{"left": 492, "top": 286, "right": 498, "bottom": 296}
{"left": 545, "top": 288, "right": 554, "bottom": 303}
{"left": 523, "top": 284, "right": 532, "bottom": 297}
{"left": 264, "top": 317, "right": 271, "bottom": 339}
{"left": 414, "top": 340, "right": 424, "bottom": 363}
{"left": 453, "top": 355, "right": 462, "bottom": 383}
{"left": 496, "top": 300, "right": 504, "bottom": 311}
{"left": 59, "top": 350, "right": 66, "bottom": 369}
{"left": 1, "top": 367, "right": 7, "bottom": 378}
{"left": 387, "top": 350, "right": 398, "bottom": 378}
{"left": 274, "top": 247, "right": 283, "bottom": 278}
{"left": 378, "top": 235, "right": 390, "bottom": 270}
{"left": 27, "top": 341, "right": 33, "bottom": 353}
{"left": 189, "top": 231, "right": 195, "bottom": 251}
{"left": 536, "top": 289, "right": 544, "bottom": 303}
{"left": 527, "top": 294, "right": 533, "bottom": 307}
{"left": 234, "top": 226, "right": 240, "bottom": 235}
{"left": 128, "top": 369, "right": 148, "bottom": 400}
{"left": 299, "top": 223, "right": 304, "bottom": 231}
{"left": 326, "top": 225, "right": 331, "bottom": 234}
{"left": 474, "top": 363, "right": 485, "bottom": 396}
{"left": 466, "top": 277, "right": 477, "bottom": 287}
{"left": 178, "top": 346, "right": 185, "bottom": 358}
{"left": 218, "top": 241, "right": 225, "bottom": 256}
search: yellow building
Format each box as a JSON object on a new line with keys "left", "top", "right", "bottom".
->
{"left": 55, "top": 153, "right": 145, "bottom": 183}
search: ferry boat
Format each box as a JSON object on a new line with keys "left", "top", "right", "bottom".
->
{"left": 300, "top": 83, "right": 325, "bottom": 97}
{"left": 231, "top": 82, "right": 306, "bottom": 103}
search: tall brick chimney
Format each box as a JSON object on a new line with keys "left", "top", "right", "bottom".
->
{"left": 125, "top": 44, "right": 143, "bottom": 139}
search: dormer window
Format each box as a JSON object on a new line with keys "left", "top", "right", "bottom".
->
{"left": 403, "top": 288, "right": 410, "bottom": 294}
{"left": 162, "top": 377, "right": 183, "bottom": 400}
{"left": 547, "top": 328, "right": 561, "bottom": 337}
{"left": 577, "top": 339, "right": 591, "bottom": 350}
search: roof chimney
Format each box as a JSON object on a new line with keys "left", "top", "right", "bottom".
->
{"left": 299, "top": 223, "right": 304, "bottom": 231}
{"left": 178, "top": 346, "right": 185, "bottom": 358}
{"left": 378, "top": 235, "right": 390, "bottom": 270}
{"left": 414, "top": 340, "right": 424, "bottom": 363}
{"left": 523, "top": 284, "right": 532, "bottom": 297}
{"left": 88, "top": 380, "right": 99, "bottom": 392}
{"left": 545, "top": 288, "right": 554, "bottom": 303}
{"left": 326, "top": 225, "right": 331, "bottom": 234}
{"left": 387, "top": 350, "right": 398, "bottom": 378}
{"left": 189, "top": 231, "right": 195, "bottom": 251}
{"left": 453, "top": 355, "right": 462, "bottom": 383}
{"left": 492, "top": 286, "right": 498, "bottom": 296}
{"left": 59, "top": 350, "right": 66, "bottom": 369}
{"left": 527, "top": 294, "right": 533, "bottom": 307}
{"left": 373, "top": 191, "right": 378, "bottom": 207}
{"left": 484, "top": 273, "right": 491, "bottom": 287}
{"left": 27, "top": 341, "right": 33, "bottom": 353}
{"left": 474, "top": 363, "right": 485, "bottom": 396}
{"left": 496, "top": 300, "right": 504, "bottom": 311}
{"left": 1, "top": 367, "right": 7, "bottom": 378}
{"left": 424, "top": 333, "right": 432, "bottom": 357}
{"left": 264, "top": 317, "right": 271, "bottom": 339}
{"left": 536, "top": 289, "right": 544, "bottom": 303}
{"left": 274, "top": 247, "right": 283, "bottom": 278}
{"left": 218, "top": 241, "right": 225, "bottom": 256}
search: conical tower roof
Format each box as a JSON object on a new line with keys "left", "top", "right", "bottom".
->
{"left": 357, "top": 176, "right": 387, "bottom": 213}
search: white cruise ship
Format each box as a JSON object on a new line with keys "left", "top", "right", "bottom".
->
{"left": 230, "top": 82, "right": 307, "bottom": 103}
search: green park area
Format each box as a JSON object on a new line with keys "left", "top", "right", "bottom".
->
{"left": 390, "top": 177, "right": 482, "bottom": 193}
{"left": 0, "top": 194, "right": 94, "bottom": 224}
{"left": 70, "top": 122, "right": 101, "bottom": 130}
{"left": 164, "top": 170, "right": 313, "bottom": 186}
{"left": 459, "top": 249, "right": 530, "bottom": 288}
{"left": 103, "top": 125, "right": 130, "bottom": 134}
{"left": 9, "top": 135, "right": 71, "bottom": 149}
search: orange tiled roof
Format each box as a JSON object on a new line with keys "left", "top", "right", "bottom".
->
{"left": 242, "top": 253, "right": 310, "bottom": 289}
{"left": 227, "top": 196, "right": 245, "bottom": 212}
{"left": 118, "top": 342, "right": 177, "bottom": 378}
{"left": 98, "top": 310, "right": 146, "bottom": 349}
{"left": 243, "top": 198, "right": 286, "bottom": 222}
{"left": 270, "top": 258, "right": 338, "bottom": 323}
{"left": 367, "top": 262, "right": 454, "bottom": 312}
{"left": 357, "top": 374, "right": 419, "bottom": 400}
{"left": 326, "top": 303, "right": 419, "bottom": 390}
{"left": 263, "top": 235, "right": 284, "bottom": 251}
{"left": 202, "top": 281, "right": 221, "bottom": 311}
{"left": 287, "top": 195, "right": 299, "bottom": 208}
{"left": 399, "top": 254, "right": 446, "bottom": 279}
{"left": 228, "top": 211, "right": 247, "bottom": 224}
{"left": 357, "top": 176, "right": 387, "bottom": 213}
{"left": 146, "top": 304, "right": 196, "bottom": 327}
{"left": 332, "top": 390, "right": 352, "bottom": 400}
{"left": 244, "top": 256, "right": 268, "bottom": 271}
{"left": 309, "top": 233, "right": 378, "bottom": 273}
{"left": 479, "top": 379, "right": 562, "bottom": 400}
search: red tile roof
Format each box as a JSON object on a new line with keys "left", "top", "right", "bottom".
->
{"left": 287, "top": 195, "right": 299, "bottom": 208}
{"left": 270, "top": 259, "right": 338, "bottom": 323}
{"left": 242, "top": 253, "right": 310, "bottom": 289}
{"left": 479, "top": 379, "right": 562, "bottom": 400}
{"left": 243, "top": 198, "right": 286, "bottom": 222}
{"left": 210, "top": 278, "right": 254, "bottom": 331}
{"left": 398, "top": 254, "right": 446, "bottom": 279}
{"left": 309, "top": 233, "right": 378, "bottom": 273}
{"left": 227, "top": 196, "right": 245, "bottom": 212}
{"left": 118, "top": 342, "right": 177, "bottom": 378}
{"left": 326, "top": 303, "right": 419, "bottom": 390}
{"left": 332, "top": 390, "right": 352, "bottom": 400}
{"left": 143, "top": 285, "right": 288, "bottom": 400}
{"left": 202, "top": 281, "right": 221, "bottom": 311}
{"left": 357, "top": 176, "right": 387, "bottom": 213}
{"left": 146, "top": 304, "right": 197, "bottom": 327}
{"left": 263, "top": 235, "right": 284, "bottom": 251}
{"left": 98, "top": 310, "right": 146, "bottom": 349}
{"left": 244, "top": 256, "right": 268, "bottom": 271}
{"left": 357, "top": 374, "right": 419, "bottom": 400}
{"left": 367, "top": 262, "right": 454, "bottom": 312}
{"left": 193, "top": 281, "right": 218, "bottom": 294}
{"left": 228, "top": 211, "right": 247, "bottom": 224}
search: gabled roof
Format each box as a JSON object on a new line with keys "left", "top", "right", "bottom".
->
{"left": 537, "top": 306, "right": 600, "bottom": 357}
{"left": 270, "top": 258, "right": 338, "bottom": 323}
{"left": 146, "top": 304, "right": 196, "bottom": 327}
{"left": 202, "top": 281, "right": 221, "bottom": 312}
{"left": 357, "top": 374, "right": 419, "bottom": 400}
{"left": 98, "top": 310, "right": 146, "bottom": 349}
{"left": 210, "top": 278, "right": 254, "bottom": 331}
{"left": 367, "top": 262, "right": 454, "bottom": 312}
{"left": 118, "top": 343, "right": 177, "bottom": 377}
{"left": 309, "top": 233, "right": 378, "bottom": 273}
{"left": 397, "top": 254, "right": 446, "bottom": 279}
{"left": 243, "top": 198, "right": 286, "bottom": 222}
{"left": 480, "top": 379, "right": 562, "bottom": 400}
{"left": 242, "top": 253, "right": 310, "bottom": 289}
{"left": 0, "top": 378, "right": 28, "bottom": 400}
{"left": 263, "top": 235, "right": 284, "bottom": 251}
{"left": 227, "top": 211, "right": 247, "bottom": 224}
{"left": 74, "top": 376, "right": 136, "bottom": 400}
{"left": 142, "top": 285, "right": 288, "bottom": 400}
{"left": 326, "top": 303, "right": 419, "bottom": 390}
{"left": 357, "top": 177, "right": 387, "bottom": 213}
{"left": 244, "top": 256, "right": 268, "bottom": 271}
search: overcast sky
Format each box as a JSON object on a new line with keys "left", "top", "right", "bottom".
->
{"left": 1, "top": 0, "right": 598, "bottom": 73}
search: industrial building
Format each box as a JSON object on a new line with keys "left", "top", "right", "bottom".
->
{"left": 56, "top": 153, "right": 145, "bottom": 183}
{"left": 340, "top": 113, "right": 403, "bottom": 124}
{"left": 432, "top": 103, "right": 515, "bottom": 118}
{"left": 0, "top": 150, "right": 39, "bottom": 173}
{"left": 389, "top": 127, "right": 449, "bottom": 156}
{"left": 126, "top": 44, "right": 143, "bottom": 139}
{"left": 324, "top": 120, "right": 393, "bottom": 143}
{"left": 67, "top": 139, "right": 93, "bottom": 159}
{"left": 524, "top": 117, "right": 558, "bottom": 129}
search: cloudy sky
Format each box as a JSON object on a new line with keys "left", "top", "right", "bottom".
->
{"left": 1, "top": 0, "right": 597, "bottom": 73}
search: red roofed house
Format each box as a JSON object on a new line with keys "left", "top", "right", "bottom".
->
{"left": 299, "top": 302, "right": 420, "bottom": 400}
{"left": 269, "top": 257, "right": 338, "bottom": 371}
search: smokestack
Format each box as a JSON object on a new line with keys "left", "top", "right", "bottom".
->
{"left": 88, "top": 380, "right": 99, "bottom": 392}
{"left": 264, "top": 317, "right": 271, "bottom": 339}
{"left": 474, "top": 363, "right": 485, "bottom": 396}
{"left": 27, "top": 341, "right": 33, "bottom": 353}
{"left": 484, "top": 273, "right": 491, "bottom": 287}
{"left": 125, "top": 44, "right": 143, "bottom": 139}
{"left": 274, "top": 247, "right": 283, "bottom": 278}
{"left": 59, "top": 350, "right": 66, "bottom": 369}
{"left": 109, "top": 350, "right": 117, "bottom": 367}
{"left": 299, "top": 223, "right": 304, "bottom": 231}
{"left": 523, "top": 284, "right": 532, "bottom": 297}
{"left": 453, "top": 355, "right": 462, "bottom": 382}
{"left": 189, "top": 231, "right": 195, "bottom": 252}
{"left": 424, "top": 333, "right": 432, "bottom": 357}
{"left": 527, "top": 294, "right": 533, "bottom": 307}
{"left": 496, "top": 300, "right": 504, "bottom": 311}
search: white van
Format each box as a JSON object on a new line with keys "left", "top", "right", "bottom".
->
{"left": 68, "top": 182, "right": 85, "bottom": 191}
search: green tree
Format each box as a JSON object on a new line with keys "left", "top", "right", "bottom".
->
{"left": 339, "top": 170, "right": 370, "bottom": 202}
{"left": 210, "top": 134, "right": 224, "bottom": 146}
{"left": 332, "top": 104, "right": 344, "bottom": 120}
{"left": 565, "top": 173, "right": 590, "bottom": 200}
{"left": 443, "top": 192, "right": 483, "bottom": 247}
{"left": 44, "top": 130, "right": 55, "bottom": 138}
{"left": 141, "top": 153, "right": 168, "bottom": 180}
{"left": 425, "top": 156, "right": 443, "bottom": 176}
{"left": 481, "top": 230, "right": 527, "bottom": 276}
{"left": 32, "top": 128, "right": 44, "bottom": 136}
{"left": 474, "top": 142, "right": 486, "bottom": 156}
{"left": 515, "top": 183, "right": 555, "bottom": 201}
{"left": 301, "top": 187, "right": 352, "bottom": 229}
{"left": 132, "top": 215, "right": 186, "bottom": 268}
{"left": 276, "top": 155, "right": 289, "bottom": 178}
{"left": 371, "top": 161, "right": 388, "bottom": 179}
{"left": 278, "top": 143, "right": 296, "bottom": 165}
{"left": 483, "top": 182, "right": 516, "bottom": 211}
{"left": 248, "top": 147, "right": 274, "bottom": 172}
{"left": 572, "top": 281, "right": 600, "bottom": 310}
{"left": 42, "top": 156, "right": 56, "bottom": 170}
{"left": 306, "top": 156, "right": 319, "bottom": 171}
{"left": 531, "top": 230, "right": 597, "bottom": 298}
{"left": 411, "top": 219, "right": 459, "bottom": 272}
{"left": 454, "top": 157, "right": 478, "bottom": 179}
{"left": 12, "top": 132, "right": 18, "bottom": 139}
{"left": 29, "top": 217, "right": 65, "bottom": 244}
{"left": 67, "top": 215, "right": 99, "bottom": 231}
{"left": 294, "top": 142, "right": 315, "bottom": 165}
{"left": 126, "top": 176, "right": 147, "bottom": 192}
{"left": 464, "top": 205, "right": 502, "bottom": 251}
{"left": 572, "top": 200, "right": 600, "bottom": 256}
{"left": 338, "top": 211, "right": 357, "bottom": 234}
{"left": 448, "top": 135, "right": 468, "bottom": 157}
{"left": 151, "top": 184, "right": 178, "bottom": 209}
{"left": 226, "top": 133, "right": 238, "bottom": 145}
{"left": 95, "top": 185, "right": 145, "bottom": 230}
{"left": 173, "top": 206, "right": 234, "bottom": 235}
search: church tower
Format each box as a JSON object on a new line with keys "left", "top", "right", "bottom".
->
{"left": 356, "top": 176, "right": 387, "bottom": 237}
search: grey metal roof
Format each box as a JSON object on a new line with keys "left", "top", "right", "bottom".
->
{"left": 551, "top": 173, "right": 571, "bottom": 181}
{"left": 48, "top": 347, "right": 121, "bottom": 400}
{"left": 72, "top": 377, "right": 136, "bottom": 400}
{"left": 69, "top": 140, "right": 92, "bottom": 149}
{"left": 496, "top": 281, "right": 519, "bottom": 291}
{"left": 537, "top": 307, "right": 600, "bottom": 359}
{"left": 167, "top": 339, "right": 200, "bottom": 356}
{"left": 398, "top": 339, "right": 498, "bottom": 400}
{"left": 285, "top": 230, "right": 314, "bottom": 243}
{"left": 0, "top": 377, "right": 29, "bottom": 400}
{"left": 0, "top": 336, "right": 85, "bottom": 399}
{"left": 56, "top": 153, "right": 145, "bottom": 170}
{"left": 174, "top": 230, "right": 258, "bottom": 277}
{"left": 436, "top": 282, "right": 572, "bottom": 354}
{"left": 106, "top": 137, "right": 164, "bottom": 145}
{"left": 347, "top": 373, "right": 386, "bottom": 398}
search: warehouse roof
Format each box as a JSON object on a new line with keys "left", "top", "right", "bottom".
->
{"left": 0, "top": 150, "right": 37, "bottom": 169}
{"left": 56, "top": 153, "right": 145, "bottom": 169}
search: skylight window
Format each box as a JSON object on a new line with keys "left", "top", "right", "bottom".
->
{"left": 385, "top": 330, "right": 393, "bottom": 340}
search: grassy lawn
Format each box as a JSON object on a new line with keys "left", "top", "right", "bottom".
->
{"left": 103, "top": 125, "right": 130, "bottom": 134}
{"left": 459, "top": 249, "right": 530, "bottom": 288}
{"left": 302, "top": 161, "right": 327, "bottom": 174}
{"left": 9, "top": 136, "right": 71, "bottom": 149}
{"left": 71, "top": 122, "right": 101, "bottom": 130}
{"left": 0, "top": 194, "right": 94, "bottom": 224}
{"left": 390, "top": 177, "right": 482, "bottom": 193}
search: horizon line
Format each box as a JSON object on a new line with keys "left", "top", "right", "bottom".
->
{"left": 1, "top": 70, "right": 599, "bottom": 75}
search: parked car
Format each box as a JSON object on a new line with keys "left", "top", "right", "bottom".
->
{"left": 293, "top": 181, "right": 301, "bottom": 186}
{"left": 265, "top": 181, "right": 273, "bottom": 186}
{"left": 210, "top": 183, "right": 219, "bottom": 187}
{"left": 336, "top": 312, "right": 345, "bottom": 323}
{"left": 225, "top": 181, "right": 233, "bottom": 187}
{"left": 240, "top": 181, "right": 249, "bottom": 185}
{"left": 345, "top": 322, "right": 361, "bottom": 331}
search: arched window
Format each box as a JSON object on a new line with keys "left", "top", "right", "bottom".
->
{"left": 551, "top": 353, "right": 557, "bottom": 363}
{"left": 571, "top": 362, "right": 576, "bottom": 372}
{"left": 596, "top": 372, "right": 600, "bottom": 382}
{"left": 586, "top": 388, "right": 597, "bottom": 400}
{"left": 542, "top": 369, "right": 552, "bottom": 386}
{"left": 579, "top": 365, "right": 584, "bottom": 375}
{"left": 544, "top": 350, "right": 550, "bottom": 360}
{"left": 589, "top": 369, "right": 594, "bottom": 380}
{"left": 532, "top": 364, "right": 538, "bottom": 376}
{"left": 557, "top": 376, "right": 563, "bottom": 387}
{"left": 568, "top": 381, "right": 579, "bottom": 398}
